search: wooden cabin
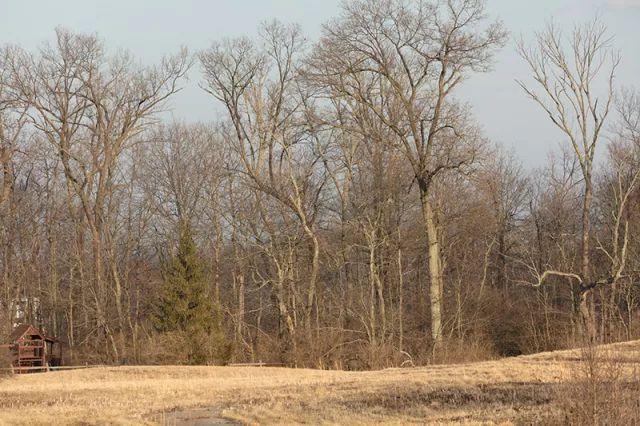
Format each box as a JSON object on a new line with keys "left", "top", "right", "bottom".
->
{"left": 0, "top": 324, "right": 62, "bottom": 373}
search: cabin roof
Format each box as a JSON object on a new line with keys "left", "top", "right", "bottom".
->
{"left": 9, "top": 324, "right": 44, "bottom": 341}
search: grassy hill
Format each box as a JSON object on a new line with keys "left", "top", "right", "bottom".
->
{"left": 1, "top": 341, "right": 640, "bottom": 425}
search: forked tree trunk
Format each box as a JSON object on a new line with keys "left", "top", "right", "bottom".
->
{"left": 276, "top": 287, "right": 297, "bottom": 365}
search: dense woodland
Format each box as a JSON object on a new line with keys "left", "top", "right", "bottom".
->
{"left": 0, "top": 0, "right": 639, "bottom": 368}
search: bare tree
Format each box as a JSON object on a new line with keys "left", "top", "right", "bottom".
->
{"left": 6, "top": 29, "right": 190, "bottom": 359}
{"left": 307, "top": 0, "right": 506, "bottom": 348}
{"left": 200, "top": 22, "right": 328, "bottom": 359}
{"left": 517, "top": 19, "right": 620, "bottom": 340}
{"left": 475, "top": 149, "right": 530, "bottom": 290}
{"left": 143, "top": 122, "right": 219, "bottom": 231}
{"left": 0, "top": 49, "right": 27, "bottom": 208}
{"left": 595, "top": 89, "right": 640, "bottom": 339}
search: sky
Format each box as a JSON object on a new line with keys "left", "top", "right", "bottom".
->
{"left": 1, "top": 0, "right": 639, "bottom": 167}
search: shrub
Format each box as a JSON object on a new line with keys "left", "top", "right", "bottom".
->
{"left": 0, "top": 348, "right": 11, "bottom": 378}
{"left": 557, "top": 344, "right": 640, "bottom": 424}
{"left": 0, "top": 311, "right": 12, "bottom": 378}
{"left": 138, "top": 330, "right": 232, "bottom": 366}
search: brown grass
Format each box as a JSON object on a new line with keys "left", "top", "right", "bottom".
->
{"left": 1, "top": 341, "right": 639, "bottom": 425}
{"left": 555, "top": 344, "right": 640, "bottom": 424}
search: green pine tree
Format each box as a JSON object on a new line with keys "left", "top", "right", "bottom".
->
{"left": 154, "top": 222, "right": 229, "bottom": 364}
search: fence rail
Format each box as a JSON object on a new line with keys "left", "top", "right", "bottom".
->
{"left": 227, "top": 362, "right": 285, "bottom": 367}
{"left": 0, "top": 363, "right": 285, "bottom": 373}
{"left": 0, "top": 364, "right": 104, "bottom": 373}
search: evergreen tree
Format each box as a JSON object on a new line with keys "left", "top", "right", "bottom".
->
{"left": 154, "top": 222, "right": 229, "bottom": 364}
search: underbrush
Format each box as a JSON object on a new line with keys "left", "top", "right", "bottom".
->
{"left": 136, "top": 331, "right": 233, "bottom": 365}
{"left": 0, "top": 313, "right": 12, "bottom": 378}
{"left": 556, "top": 345, "right": 640, "bottom": 424}
{"left": 340, "top": 382, "right": 555, "bottom": 412}
{"left": 431, "top": 337, "right": 498, "bottom": 364}
{"left": 0, "top": 350, "right": 11, "bottom": 379}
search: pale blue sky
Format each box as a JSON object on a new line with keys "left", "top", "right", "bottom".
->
{"left": 1, "top": 0, "right": 639, "bottom": 166}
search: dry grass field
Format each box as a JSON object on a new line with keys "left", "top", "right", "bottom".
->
{"left": 1, "top": 341, "right": 640, "bottom": 425}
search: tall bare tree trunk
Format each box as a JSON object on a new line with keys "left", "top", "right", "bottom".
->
{"left": 236, "top": 273, "right": 245, "bottom": 347}
{"left": 397, "top": 244, "right": 404, "bottom": 352}
{"left": 580, "top": 179, "right": 597, "bottom": 341}
{"left": 302, "top": 223, "right": 320, "bottom": 340}
{"left": 420, "top": 190, "right": 444, "bottom": 348}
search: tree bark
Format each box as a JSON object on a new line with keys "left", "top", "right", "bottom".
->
{"left": 579, "top": 177, "right": 597, "bottom": 342}
{"left": 420, "top": 189, "right": 444, "bottom": 348}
